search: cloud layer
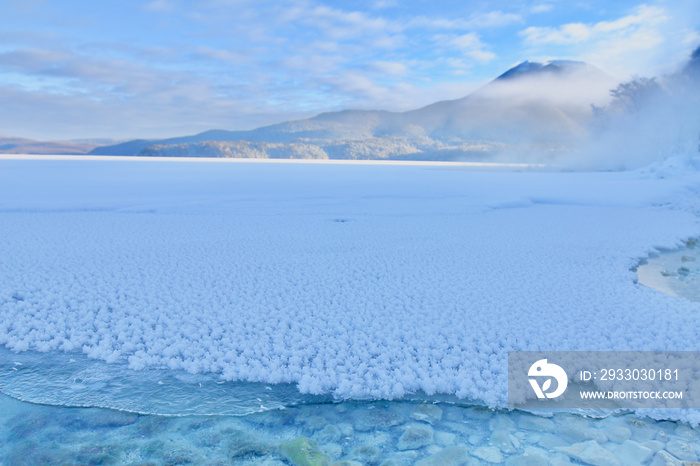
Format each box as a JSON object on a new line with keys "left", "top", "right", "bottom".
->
{"left": 0, "top": 0, "right": 696, "bottom": 140}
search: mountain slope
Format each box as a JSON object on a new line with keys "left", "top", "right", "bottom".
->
{"left": 0, "top": 136, "right": 102, "bottom": 155}
{"left": 89, "top": 60, "right": 619, "bottom": 159}
{"left": 402, "top": 61, "right": 616, "bottom": 142}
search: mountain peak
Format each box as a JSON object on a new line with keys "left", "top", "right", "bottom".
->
{"left": 496, "top": 60, "right": 588, "bottom": 81}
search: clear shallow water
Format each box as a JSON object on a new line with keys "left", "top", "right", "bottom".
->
{"left": 636, "top": 239, "right": 700, "bottom": 302}
{"left": 2, "top": 349, "right": 700, "bottom": 465}
{"left": 0, "top": 348, "right": 484, "bottom": 417}
{"left": 0, "top": 347, "right": 330, "bottom": 417}
{"left": 1, "top": 390, "right": 699, "bottom": 465}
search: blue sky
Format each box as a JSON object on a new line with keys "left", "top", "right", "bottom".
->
{"left": 0, "top": 0, "right": 698, "bottom": 140}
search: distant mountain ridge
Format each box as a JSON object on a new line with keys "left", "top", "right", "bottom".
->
{"left": 88, "top": 59, "right": 619, "bottom": 161}
{"left": 0, "top": 136, "right": 117, "bottom": 155}
{"left": 0, "top": 60, "right": 617, "bottom": 160}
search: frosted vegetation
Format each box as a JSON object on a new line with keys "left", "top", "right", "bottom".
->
{"left": 577, "top": 53, "right": 700, "bottom": 170}
{"left": 139, "top": 137, "right": 517, "bottom": 162}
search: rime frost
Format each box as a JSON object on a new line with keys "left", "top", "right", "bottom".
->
{"left": 0, "top": 158, "right": 699, "bottom": 420}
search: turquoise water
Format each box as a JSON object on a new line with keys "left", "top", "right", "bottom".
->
{"left": 2, "top": 244, "right": 700, "bottom": 464}
{"left": 2, "top": 389, "right": 699, "bottom": 465}
{"left": 2, "top": 348, "right": 699, "bottom": 464}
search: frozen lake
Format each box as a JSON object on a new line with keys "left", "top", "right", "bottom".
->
{"left": 1, "top": 156, "right": 700, "bottom": 463}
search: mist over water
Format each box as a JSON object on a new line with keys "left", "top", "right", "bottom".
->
{"left": 469, "top": 47, "right": 700, "bottom": 171}
{"left": 563, "top": 47, "right": 700, "bottom": 171}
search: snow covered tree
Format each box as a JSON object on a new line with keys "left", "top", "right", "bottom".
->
{"left": 608, "top": 76, "right": 663, "bottom": 113}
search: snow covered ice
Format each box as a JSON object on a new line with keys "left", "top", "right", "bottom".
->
{"left": 1, "top": 157, "right": 700, "bottom": 418}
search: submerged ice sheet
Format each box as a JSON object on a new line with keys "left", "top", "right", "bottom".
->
{"left": 1, "top": 158, "right": 700, "bottom": 422}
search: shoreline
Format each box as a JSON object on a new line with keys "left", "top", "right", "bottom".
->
{"left": 0, "top": 153, "right": 546, "bottom": 169}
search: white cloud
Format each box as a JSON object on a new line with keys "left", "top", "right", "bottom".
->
{"left": 0, "top": 48, "right": 72, "bottom": 72}
{"left": 595, "top": 5, "right": 667, "bottom": 31}
{"left": 515, "top": 4, "right": 695, "bottom": 78}
{"left": 437, "top": 33, "right": 496, "bottom": 63}
{"left": 0, "top": 47, "right": 179, "bottom": 96}
{"left": 581, "top": 28, "right": 666, "bottom": 78}
{"left": 467, "top": 49, "right": 497, "bottom": 62}
{"left": 682, "top": 30, "right": 700, "bottom": 47}
{"left": 192, "top": 46, "right": 250, "bottom": 64}
{"left": 468, "top": 10, "right": 523, "bottom": 29}
{"left": 520, "top": 22, "right": 590, "bottom": 44}
{"left": 0, "top": 0, "right": 531, "bottom": 138}
{"left": 143, "top": 0, "right": 176, "bottom": 13}
{"left": 371, "top": 61, "right": 408, "bottom": 76}
{"left": 372, "top": 0, "right": 397, "bottom": 9}
{"left": 408, "top": 11, "right": 522, "bottom": 30}
{"left": 0, "top": 83, "right": 300, "bottom": 140}
{"left": 520, "top": 5, "right": 667, "bottom": 45}
{"left": 319, "top": 72, "right": 424, "bottom": 111}
{"left": 531, "top": 3, "right": 554, "bottom": 14}
{"left": 301, "top": 5, "right": 395, "bottom": 40}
